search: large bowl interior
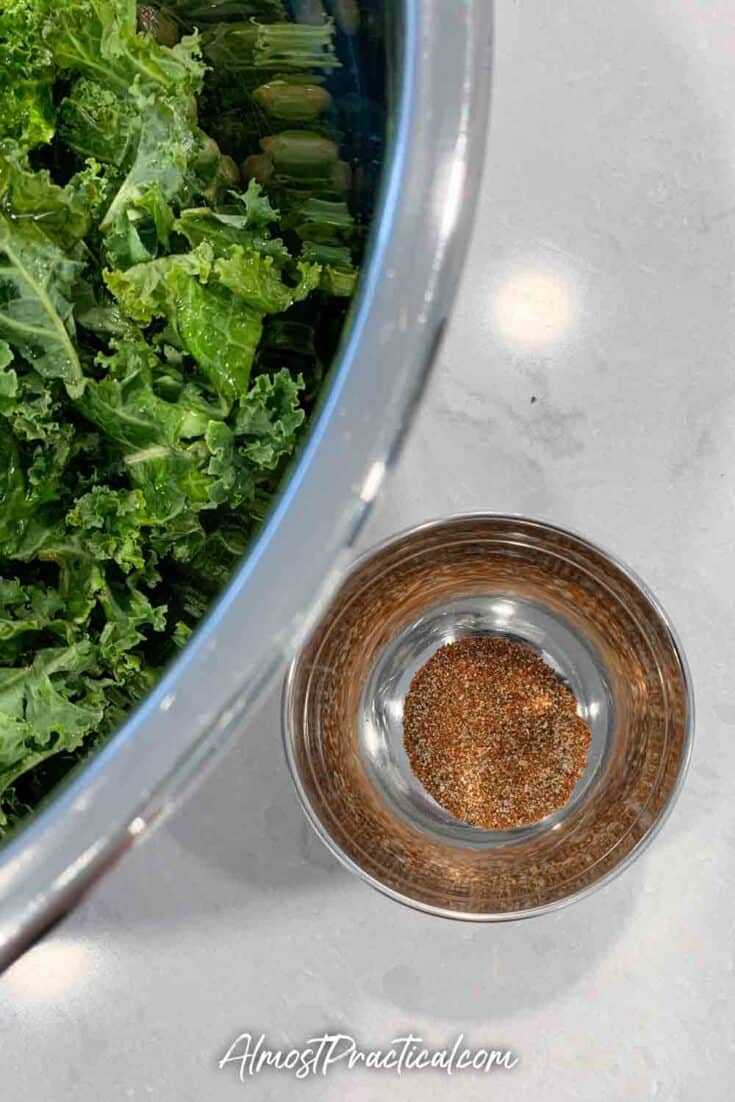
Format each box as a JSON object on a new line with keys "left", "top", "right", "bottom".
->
{"left": 284, "top": 515, "right": 693, "bottom": 918}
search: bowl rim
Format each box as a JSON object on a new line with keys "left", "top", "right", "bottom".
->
{"left": 282, "top": 510, "right": 695, "bottom": 922}
{"left": 0, "top": 1, "right": 495, "bottom": 969}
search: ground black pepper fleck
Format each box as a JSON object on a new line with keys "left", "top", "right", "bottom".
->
{"left": 403, "top": 636, "right": 592, "bottom": 830}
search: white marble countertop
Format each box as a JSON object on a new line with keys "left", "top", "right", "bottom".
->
{"left": 3, "top": 2, "right": 734, "bottom": 1097}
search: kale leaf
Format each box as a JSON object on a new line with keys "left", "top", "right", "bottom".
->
{"left": 0, "top": 0, "right": 355, "bottom": 835}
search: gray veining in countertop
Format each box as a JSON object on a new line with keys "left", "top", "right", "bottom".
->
{"left": 2, "top": 1, "right": 735, "bottom": 1097}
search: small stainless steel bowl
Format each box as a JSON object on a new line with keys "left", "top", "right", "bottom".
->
{"left": 283, "top": 514, "right": 693, "bottom": 920}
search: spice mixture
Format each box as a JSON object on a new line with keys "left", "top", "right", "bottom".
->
{"left": 403, "top": 636, "right": 592, "bottom": 830}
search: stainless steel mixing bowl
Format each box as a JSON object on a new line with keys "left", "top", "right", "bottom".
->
{"left": 0, "top": 2, "right": 492, "bottom": 966}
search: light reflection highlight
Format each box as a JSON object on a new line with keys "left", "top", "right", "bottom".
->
{"left": 4, "top": 938, "right": 95, "bottom": 1000}
{"left": 493, "top": 268, "right": 576, "bottom": 349}
{"left": 360, "top": 460, "right": 386, "bottom": 503}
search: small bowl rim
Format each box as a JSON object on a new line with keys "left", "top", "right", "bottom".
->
{"left": 281, "top": 511, "right": 695, "bottom": 922}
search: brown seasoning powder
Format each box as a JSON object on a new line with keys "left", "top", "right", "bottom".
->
{"left": 403, "top": 636, "right": 592, "bottom": 830}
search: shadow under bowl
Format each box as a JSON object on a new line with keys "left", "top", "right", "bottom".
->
{"left": 283, "top": 515, "right": 693, "bottom": 920}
